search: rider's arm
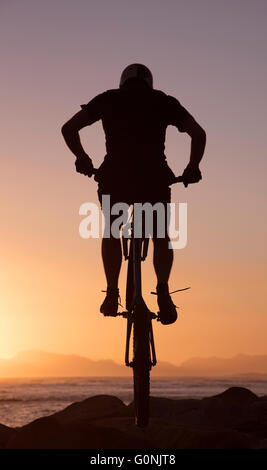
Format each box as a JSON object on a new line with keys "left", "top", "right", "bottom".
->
{"left": 61, "top": 109, "right": 92, "bottom": 159}
{"left": 182, "top": 116, "right": 206, "bottom": 168}
{"left": 61, "top": 93, "right": 103, "bottom": 160}
{"left": 167, "top": 95, "right": 206, "bottom": 169}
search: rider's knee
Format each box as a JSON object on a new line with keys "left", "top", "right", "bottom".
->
{"left": 152, "top": 235, "right": 170, "bottom": 244}
{"left": 102, "top": 213, "right": 123, "bottom": 240}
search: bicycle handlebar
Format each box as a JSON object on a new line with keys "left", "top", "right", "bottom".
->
{"left": 92, "top": 169, "right": 185, "bottom": 185}
{"left": 170, "top": 176, "right": 184, "bottom": 185}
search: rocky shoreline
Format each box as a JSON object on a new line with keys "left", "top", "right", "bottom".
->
{"left": 1, "top": 387, "right": 267, "bottom": 449}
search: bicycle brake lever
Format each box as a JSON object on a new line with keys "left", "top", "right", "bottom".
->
{"left": 170, "top": 176, "right": 187, "bottom": 187}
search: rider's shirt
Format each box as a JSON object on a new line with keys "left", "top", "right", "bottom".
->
{"left": 81, "top": 82, "right": 193, "bottom": 188}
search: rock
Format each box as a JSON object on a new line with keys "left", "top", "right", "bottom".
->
{"left": 163, "top": 423, "right": 253, "bottom": 449}
{"left": 146, "top": 396, "right": 205, "bottom": 426}
{"left": 3, "top": 388, "right": 267, "bottom": 449}
{"left": 6, "top": 395, "right": 150, "bottom": 449}
{"left": 232, "top": 396, "right": 267, "bottom": 440}
{"left": 258, "top": 438, "right": 267, "bottom": 449}
{"left": 0, "top": 423, "right": 16, "bottom": 448}
{"left": 202, "top": 387, "right": 258, "bottom": 406}
{"left": 53, "top": 394, "right": 131, "bottom": 424}
{"left": 200, "top": 387, "right": 258, "bottom": 427}
{"left": 7, "top": 415, "right": 151, "bottom": 449}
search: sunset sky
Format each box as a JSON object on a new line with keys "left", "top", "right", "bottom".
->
{"left": 0, "top": 0, "right": 266, "bottom": 367}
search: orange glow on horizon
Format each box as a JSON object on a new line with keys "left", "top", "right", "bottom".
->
{"left": 0, "top": 1, "right": 266, "bottom": 372}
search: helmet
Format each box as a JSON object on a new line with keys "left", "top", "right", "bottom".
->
{"left": 119, "top": 63, "right": 153, "bottom": 88}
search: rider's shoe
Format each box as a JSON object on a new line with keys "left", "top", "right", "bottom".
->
{"left": 156, "top": 283, "right": 177, "bottom": 325}
{"left": 100, "top": 287, "right": 120, "bottom": 317}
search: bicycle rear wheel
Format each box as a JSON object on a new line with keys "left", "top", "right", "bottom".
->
{"left": 133, "top": 303, "right": 151, "bottom": 427}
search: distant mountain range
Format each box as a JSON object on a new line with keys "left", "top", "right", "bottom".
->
{"left": 1, "top": 350, "right": 267, "bottom": 378}
{"left": 178, "top": 354, "right": 267, "bottom": 377}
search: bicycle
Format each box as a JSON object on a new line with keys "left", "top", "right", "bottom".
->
{"left": 93, "top": 170, "right": 190, "bottom": 427}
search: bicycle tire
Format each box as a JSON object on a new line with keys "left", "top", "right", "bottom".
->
{"left": 126, "top": 240, "right": 134, "bottom": 311}
{"left": 133, "top": 303, "right": 151, "bottom": 427}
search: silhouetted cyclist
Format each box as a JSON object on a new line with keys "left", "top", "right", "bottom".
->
{"left": 61, "top": 64, "right": 206, "bottom": 325}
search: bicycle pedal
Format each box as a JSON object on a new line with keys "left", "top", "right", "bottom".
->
{"left": 118, "top": 311, "right": 130, "bottom": 318}
{"left": 102, "top": 313, "right": 118, "bottom": 317}
{"left": 149, "top": 311, "right": 158, "bottom": 319}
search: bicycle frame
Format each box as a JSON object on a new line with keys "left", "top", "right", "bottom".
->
{"left": 122, "top": 209, "right": 157, "bottom": 369}
{"left": 91, "top": 168, "right": 186, "bottom": 426}
{"left": 91, "top": 170, "right": 185, "bottom": 371}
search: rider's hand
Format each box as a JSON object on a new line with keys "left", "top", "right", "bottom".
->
{"left": 75, "top": 155, "right": 94, "bottom": 177}
{"left": 182, "top": 163, "right": 202, "bottom": 188}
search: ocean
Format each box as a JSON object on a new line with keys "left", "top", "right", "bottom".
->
{"left": 0, "top": 376, "right": 267, "bottom": 428}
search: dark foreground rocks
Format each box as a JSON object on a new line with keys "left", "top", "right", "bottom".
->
{"left": 2, "top": 387, "right": 267, "bottom": 449}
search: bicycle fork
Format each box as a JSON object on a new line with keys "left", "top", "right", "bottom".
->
{"left": 123, "top": 236, "right": 157, "bottom": 368}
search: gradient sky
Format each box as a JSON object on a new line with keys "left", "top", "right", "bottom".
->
{"left": 0, "top": 0, "right": 266, "bottom": 366}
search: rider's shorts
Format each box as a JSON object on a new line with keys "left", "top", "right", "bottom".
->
{"left": 97, "top": 184, "right": 171, "bottom": 239}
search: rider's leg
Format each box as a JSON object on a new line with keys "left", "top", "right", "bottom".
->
{"left": 151, "top": 198, "right": 173, "bottom": 284}
{"left": 100, "top": 206, "right": 122, "bottom": 315}
{"left": 151, "top": 199, "right": 177, "bottom": 325}
{"left": 152, "top": 237, "right": 177, "bottom": 324}
{"left": 152, "top": 237, "right": 173, "bottom": 285}
{"left": 101, "top": 235, "right": 122, "bottom": 289}
{"left": 98, "top": 190, "right": 123, "bottom": 290}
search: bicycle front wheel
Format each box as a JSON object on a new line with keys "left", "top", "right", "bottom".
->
{"left": 133, "top": 303, "right": 151, "bottom": 427}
